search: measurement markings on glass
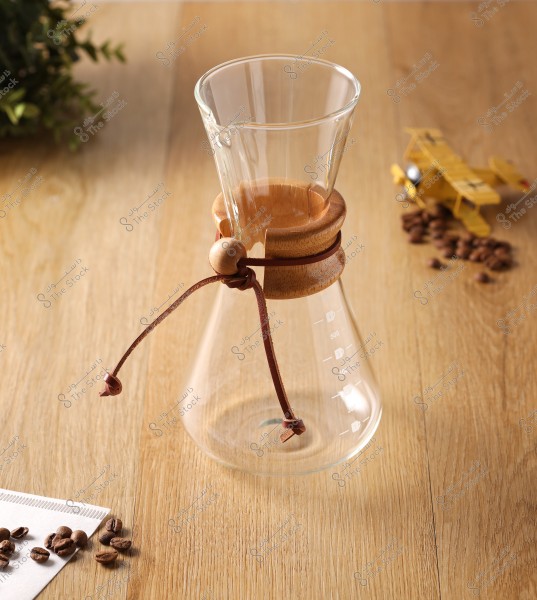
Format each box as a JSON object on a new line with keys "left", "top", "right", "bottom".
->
{"left": 338, "top": 420, "right": 363, "bottom": 436}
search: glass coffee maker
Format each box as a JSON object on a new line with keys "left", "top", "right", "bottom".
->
{"left": 185, "top": 55, "right": 382, "bottom": 475}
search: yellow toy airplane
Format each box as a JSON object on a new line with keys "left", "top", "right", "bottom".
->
{"left": 392, "top": 127, "right": 531, "bottom": 236}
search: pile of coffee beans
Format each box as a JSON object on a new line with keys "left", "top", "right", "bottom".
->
{"left": 95, "top": 517, "right": 133, "bottom": 565}
{"left": 401, "top": 205, "right": 514, "bottom": 283}
{"left": 0, "top": 517, "right": 133, "bottom": 572}
{"left": 40, "top": 525, "right": 88, "bottom": 561}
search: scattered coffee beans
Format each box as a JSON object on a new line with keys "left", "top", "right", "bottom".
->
{"left": 0, "top": 555, "right": 9, "bottom": 569}
{"left": 71, "top": 530, "right": 88, "bottom": 548}
{"left": 95, "top": 515, "right": 136, "bottom": 568}
{"left": 51, "top": 534, "right": 64, "bottom": 549}
{"left": 0, "top": 528, "right": 10, "bottom": 542}
{"left": 11, "top": 527, "right": 29, "bottom": 539}
{"left": 105, "top": 518, "right": 122, "bottom": 534}
{"left": 400, "top": 205, "right": 514, "bottom": 283}
{"left": 44, "top": 533, "right": 56, "bottom": 549}
{"left": 56, "top": 525, "right": 72, "bottom": 539}
{"left": 99, "top": 531, "right": 116, "bottom": 545}
{"left": 110, "top": 537, "right": 132, "bottom": 551}
{"left": 54, "top": 537, "right": 76, "bottom": 557}
{"left": 0, "top": 540, "right": 15, "bottom": 556}
{"left": 30, "top": 547, "right": 50, "bottom": 563}
{"left": 95, "top": 550, "right": 118, "bottom": 564}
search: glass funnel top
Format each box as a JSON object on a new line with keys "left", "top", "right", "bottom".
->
{"left": 195, "top": 55, "right": 361, "bottom": 244}
{"left": 194, "top": 54, "right": 360, "bottom": 128}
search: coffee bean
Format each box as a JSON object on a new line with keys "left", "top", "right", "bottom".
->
{"left": 409, "top": 231, "right": 423, "bottom": 244}
{"left": 99, "top": 531, "right": 116, "bottom": 545}
{"left": 50, "top": 534, "right": 65, "bottom": 548}
{"left": 475, "top": 272, "right": 490, "bottom": 283}
{"left": 430, "top": 204, "right": 452, "bottom": 219}
{"left": 30, "top": 547, "right": 50, "bottom": 563}
{"left": 105, "top": 518, "right": 123, "bottom": 535}
{"left": 402, "top": 220, "right": 421, "bottom": 232}
{"left": 456, "top": 246, "right": 471, "bottom": 260}
{"left": 11, "top": 527, "right": 29, "bottom": 539}
{"left": 0, "top": 528, "right": 10, "bottom": 542}
{"left": 110, "top": 537, "right": 132, "bottom": 551}
{"left": 485, "top": 256, "right": 507, "bottom": 271}
{"left": 71, "top": 530, "right": 88, "bottom": 548}
{"left": 494, "top": 247, "right": 510, "bottom": 259}
{"left": 496, "top": 240, "right": 512, "bottom": 251}
{"left": 0, "top": 555, "right": 9, "bottom": 569}
{"left": 44, "top": 533, "right": 56, "bottom": 550}
{"left": 426, "top": 258, "right": 443, "bottom": 269}
{"left": 56, "top": 526, "right": 72, "bottom": 539}
{"left": 442, "top": 247, "right": 455, "bottom": 259}
{"left": 95, "top": 550, "right": 118, "bottom": 564}
{"left": 429, "top": 219, "right": 447, "bottom": 230}
{"left": 461, "top": 232, "right": 475, "bottom": 243}
{"left": 54, "top": 537, "right": 75, "bottom": 557}
{"left": 0, "top": 540, "right": 15, "bottom": 556}
{"left": 430, "top": 230, "right": 445, "bottom": 240}
{"left": 469, "top": 250, "right": 482, "bottom": 262}
{"left": 409, "top": 225, "right": 426, "bottom": 235}
{"left": 443, "top": 234, "right": 459, "bottom": 244}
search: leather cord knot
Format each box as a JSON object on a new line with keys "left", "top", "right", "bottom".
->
{"left": 99, "top": 372, "right": 122, "bottom": 397}
{"left": 282, "top": 418, "right": 306, "bottom": 434}
{"left": 223, "top": 266, "right": 256, "bottom": 291}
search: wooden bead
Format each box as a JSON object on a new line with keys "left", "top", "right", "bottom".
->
{"left": 208, "top": 238, "right": 247, "bottom": 275}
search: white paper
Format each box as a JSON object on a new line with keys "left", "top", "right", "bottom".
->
{"left": 0, "top": 488, "right": 110, "bottom": 600}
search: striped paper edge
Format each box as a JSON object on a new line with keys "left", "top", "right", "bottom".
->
{"left": 0, "top": 492, "right": 108, "bottom": 520}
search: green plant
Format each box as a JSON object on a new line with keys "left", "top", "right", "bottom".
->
{"left": 0, "top": 0, "right": 125, "bottom": 150}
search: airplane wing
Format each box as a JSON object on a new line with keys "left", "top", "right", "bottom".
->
{"left": 489, "top": 156, "right": 533, "bottom": 192}
{"left": 406, "top": 128, "right": 500, "bottom": 206}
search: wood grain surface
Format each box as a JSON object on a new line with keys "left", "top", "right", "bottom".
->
{"left": 0, "top": 2, "right": 536, "bottom": 599}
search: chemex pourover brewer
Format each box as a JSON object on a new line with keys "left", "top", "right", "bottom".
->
{"left": 101, "top": 55, "right": 382, "bottom": 476}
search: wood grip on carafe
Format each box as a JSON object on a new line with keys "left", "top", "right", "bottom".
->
{"left": 211, "top": 181, "right": 347, "bottom": 299}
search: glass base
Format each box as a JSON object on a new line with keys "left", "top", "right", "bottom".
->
{"left": 186, "top": 392, "right": 382, "bottom": 476}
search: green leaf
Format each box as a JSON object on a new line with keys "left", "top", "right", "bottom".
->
{"left": 14, "top": 103, "right": 26, "bottom": 118}
{"left": 7, "top": 88, "right": 26, "bottom": 103}
{"left": 4, "top": 105, "right": 20, "bottom": 125}
{"left": 22, "top": 103, "right": 40, "bottom": 118}
{"left": 115, "top": 45, "right": 126, "bottom": 63}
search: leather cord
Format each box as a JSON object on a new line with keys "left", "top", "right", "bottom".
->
{"left": 101, "top": 231, "right": 342, "bottom": 443}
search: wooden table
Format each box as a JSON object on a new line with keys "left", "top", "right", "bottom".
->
{"left": 1, "top": 2, "right": 536, "bottom": 598}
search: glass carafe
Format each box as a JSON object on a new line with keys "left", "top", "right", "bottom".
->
{"left": 185, "top": 55, "right": 381, "bottom": 476}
